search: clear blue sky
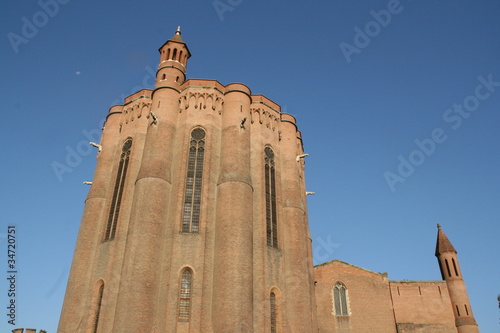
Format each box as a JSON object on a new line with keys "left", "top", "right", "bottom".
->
{"left": 1, "top": 0, "right": 499, "bottom": 331}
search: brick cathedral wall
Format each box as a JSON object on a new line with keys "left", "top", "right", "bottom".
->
{"left": 314, "top": 260, "right": 397, "bottom": 333}
{"left": 390, "top": 281, "right": 457, "bottom": 332}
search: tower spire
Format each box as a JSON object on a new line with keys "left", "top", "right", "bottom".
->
{"left": 435, "top": 223, "right": 457, "bottom": 256}
{"left": 435, "top": 225, "right": 479, "bottom": 333}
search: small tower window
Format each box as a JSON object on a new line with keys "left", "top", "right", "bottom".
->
{"left": 452, "top": 258, "right": 459, "bottom": 276}
{"left": 172, "top": 48, "right": 177, "bottom": 61}
{"left": 445, "top": 259, "right": 452, "bottom": 277}
{"left": 105, "top": 138, "right": 132, "bottom": 241}
{"left": 270, "top": 292, "right": 277, "bottom": 333}
{"left": 265, "top": 147, "right": 278, "bottom": 248}
{"left": 182, "top": 129, "right": 206, "bottom": 233}
{"left": 167, "top": 48, "right": 171, "bottom": 60}
{"left": 178, "top": 269, "right": 192, "bottom": 322}
{"left": 179, "top": 50, "right": 183, "bottom": 63}
{"left": 162, "top": 73, "right": 166, "bottom": 80}
{"left": 333, "top": 282, "right": 349, "bottom": 316}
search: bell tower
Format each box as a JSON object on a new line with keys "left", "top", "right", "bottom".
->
{"left": 156, "top": 26, "right": 191, "bottom": 87}
{"left": 435, "top": 224, "right": 479, "bottom": 333}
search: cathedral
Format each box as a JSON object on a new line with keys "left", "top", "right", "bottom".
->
{"left": 57, "top": 29, "right": 479, "bottom": 333}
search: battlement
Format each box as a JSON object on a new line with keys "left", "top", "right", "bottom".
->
{"left": 12, "top": 329, "right": 46, "bottom": 333}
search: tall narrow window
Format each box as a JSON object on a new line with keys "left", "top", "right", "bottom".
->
{"left": 270, "top": 292, "right": 277, "bottom": 333}
{"left": 445, "top": 259, "right": 452, "bottom": 277}
{"left": 265, "top": 147, "right": 278, "bottom": 248}
{"left": 105, "top": 138, "right": 132, "bottom": 241}
{"left": 93, "top": 283, "right": 104, "bottom": 333}
{"left": 182, "top": 129, "right": 205, "bottom": 233}
{"left": 333, "top": 282, "right": 349, "bottom": 316}
{"left": 452, "top": 258, "right": 459, "bottom": 276}
{"left": 178, "top": 269, "right": 192, "bottom": 322}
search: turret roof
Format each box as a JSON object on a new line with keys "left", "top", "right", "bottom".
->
{"left": 158, "top": 26, "right": 191, "bottom": 57}
{"left": 435, "top": 224, "right": 457, "bottom": 256}
{"left": 168, "top": 26, "right": 185, "bottom": 43}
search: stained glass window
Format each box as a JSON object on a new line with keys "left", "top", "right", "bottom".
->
{"left": 270, "top": 292, "right": 277, "bottom": 333}
{"left": 182, "top": 129, "right": 205, "bottom": 233}
{"left": 265, "top": 147, "right": 278, "bottom": 248}
{"left": 105, "top": 138, "right": 132, "bottom": 241}
{"left": 333, "top": 282, "right": 349, "bottom": 316}
{"left": 178, "top": 269, "right": 192, "bottom": 322}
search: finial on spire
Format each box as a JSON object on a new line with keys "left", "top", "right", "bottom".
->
{"left": 176, "top": 26, "right": 181, "bottom": 35}
{"left": 437, "top": 223, "right": 441, "bottom": 229}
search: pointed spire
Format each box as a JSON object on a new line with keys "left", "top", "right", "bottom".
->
{"left": 168, "top": 26, "right": 185, "bottom": 44}
{"left": 435, "top": 224, "right": 457, "bottom": 256}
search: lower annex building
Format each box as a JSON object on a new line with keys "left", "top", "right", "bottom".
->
{"left": 57, "top": 29, "right": 479, "bottom": 333}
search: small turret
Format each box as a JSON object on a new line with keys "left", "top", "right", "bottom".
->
{"left": 435, "top": 224, "right": 479, "bottom": 333}
{"left": 156, "top": 26, "right": 191, "bottom": 88}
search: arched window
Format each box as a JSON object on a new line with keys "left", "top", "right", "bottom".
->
{"left": 265, "top": 147, "right": 278, "bottom": 248}
{"left": 172, "top": 48, "right": 177, "bottom": 61}
{"left": 333, "top": 282, "right": 349, "bottom": 316}
{"left": 162, "top": 73, "right": 166, "bottom": 80}
{"left": 105, "top": 138, "right": 132, "bottom": 241}
{"left": 182, "top": 129, "right": 205, "bottom": 233}
{"left": 167, "top": 48, "right": 171, "bottom": 60}
{"left": 270, "top": 292, "right": 277, "bottom": 333}
{"left": 178, "top": 269, "right": 192, "bottom": 322}
{"left": 92, "top": 282, "right": 104, "bottom": 332}
{"left": 179, "top": 50, "right": 183, "bottom": 63}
